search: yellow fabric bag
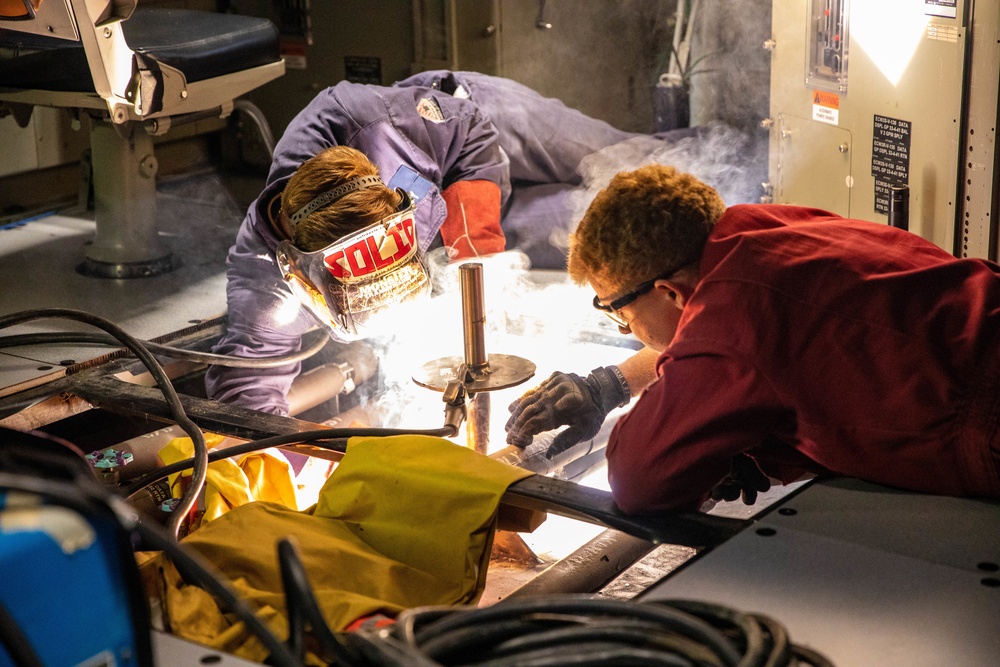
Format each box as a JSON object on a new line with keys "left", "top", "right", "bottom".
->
{"left": 159, "top": 433, "right": 299, "bottom": 522}
{"left": 140, "top": 435, "right": 532, "bottom": 662}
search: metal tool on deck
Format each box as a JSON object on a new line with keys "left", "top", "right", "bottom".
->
{"left": 412, "top": 262, "right": 536, "bottom": 452}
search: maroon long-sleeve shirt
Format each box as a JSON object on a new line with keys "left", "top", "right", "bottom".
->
{"left": 607, "top": 204, "right": 1000, "bottom": 512}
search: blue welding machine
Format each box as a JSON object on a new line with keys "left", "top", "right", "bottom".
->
{"left": 0, "top": 428, "right": 152, "bottom": 667}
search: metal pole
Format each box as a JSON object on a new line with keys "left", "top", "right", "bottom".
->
{"left": 467, "top": 392, "right": 490, "bottom": 454}
{"left": 460, "top": 263, "right": 490, "bottom": 452}
{"left": 505, "top": 529, "right": 656, "bottom": 598}
{"left": 460, "top": 263, "right": 488, "bottom": 370}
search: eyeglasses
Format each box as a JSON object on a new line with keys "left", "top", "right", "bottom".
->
{"left": 592, "top": 273, "right": 669, "bottom": 328}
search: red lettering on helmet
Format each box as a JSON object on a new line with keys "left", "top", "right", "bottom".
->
{"left": 346, "top": 241, "right": 374, "bottom": 276}
{"left": 366, "top": 236, "right": 396, "bottom": 270}
{"left": 386, "top": 219, "right": 415, "bottom": 261}
{"left": 326, "top": 250, "right": 349, "bottom": 278}
{"left": 324, "top": 216, "right": 417, "bottom": 280}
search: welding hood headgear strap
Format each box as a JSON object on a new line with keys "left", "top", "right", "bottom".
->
{"left": 276, "top": 204, "right": 430, "bottom": 341}
{"left": 287, "top": 175, "right": 385, "bottom": 228}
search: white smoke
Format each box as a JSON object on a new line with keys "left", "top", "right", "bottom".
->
{"left": 548, "top": 123, "right": 761, "bottom": 252}
{"left": 579, "top": 124, "right": 760, "bottom": 205}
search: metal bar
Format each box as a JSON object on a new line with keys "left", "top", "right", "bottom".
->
{"left": 460, "top": 261, "right": 490, "bottom": 452}
{"left": 286, "top": 363, "right": 348, "bottom": 416}
{"left": 68, "top": 375, "right": 328, "bottom": 442}
{"left": 0, "top": 387, "right": 93, "bottom": 430}
{"left": 467, "top": 391, "right": 490, "bottom": 454}
{"left": 62, "top": 375, "right": 748, "bottom": 548}
{"left": 505, "top": 529, "right": 657, "bottom": 598}
{"left": 502, "top": 475, "right": 748, "bottom": 548}
{"left": 459, "top": 262, "right": 487, "bottom": 369}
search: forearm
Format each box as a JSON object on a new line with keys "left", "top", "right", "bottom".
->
{"left": 208, "top": 244, "right": 313, "bottom": 415}
{"left": 615, "top": 346, "right": 661, "bottom": 398}
{"left": 607, "top": 352, "right": 785, "bottom": 514}
{"left": 205, "top": 334, "right": 301, "bottom": 416}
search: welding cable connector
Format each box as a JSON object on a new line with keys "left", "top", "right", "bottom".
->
{"left": 441, "top": 377, "right": 468, "bottom": 438}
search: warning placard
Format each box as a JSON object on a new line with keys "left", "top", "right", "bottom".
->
{"left": 872, "top": 115, "right": 912, "bottom": 214}
{"left": 812, "top": 90, "right": 840, "bottom": 125}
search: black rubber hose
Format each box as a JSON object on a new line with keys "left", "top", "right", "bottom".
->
{"left": 405, "top": 598, "right": 741, "bottom": 666}
{"left": 421, "top": 620, "right": 712, "bottom": 666}
{"left": 377, "top": 596, "right": 834, "bottom": 667}
{"left": 276, "top": 538, "right": 362, "bottom": 665}
{"left": 471, "top": 644, "right": 691, "bottom": 667}
{"left": 0, "top": 329, "right": 329, "bottom": 368}
{"left": 472, "top": 622, "right": 717, "bottom": 666}
{"left": 668, "top": 599, "right": 767, "bottom": 666}
{"left": 344, "top": 632, "right": 440, "bottom": 667}
{"left": 0, "top": 600, "right": 45, "bottom": 667}
{"left": 282, "top": 558, "right": 306, "bottom": 664}
{"left": 121, "top": 425, "right": 457, "bottom": 498}
{"left": 0, "top": 308, "right": 207, "bottom": 541}
{"left": 753, "top": 613, "right": 792, "bottom": 667}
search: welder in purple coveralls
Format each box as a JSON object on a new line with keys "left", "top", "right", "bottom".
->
{"left": 205, "top": 71, "right": 656, "bottom": 417}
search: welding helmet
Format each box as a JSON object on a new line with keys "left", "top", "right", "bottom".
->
{"left": 275, "top": 193, "right": 430, "bottom": 342}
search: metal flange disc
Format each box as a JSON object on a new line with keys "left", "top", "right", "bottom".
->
{"left": 413, "top": 353, "right": 536, "bottom": 393}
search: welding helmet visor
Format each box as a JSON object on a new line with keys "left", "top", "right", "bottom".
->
{"left": 276, "top": 204, "right": 430, "bottom": 342}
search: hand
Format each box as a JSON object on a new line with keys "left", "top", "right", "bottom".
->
{"left": 505, "top": 366, "right": 629, "bottom": 458}
{"left": 709, "top": 453, "right": 772, "bottom": 505}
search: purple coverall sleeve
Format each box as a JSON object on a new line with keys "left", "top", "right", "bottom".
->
{"left": 204, "top": 222, "right": 315, "bottom": 416}
{"left": 438, "top": 105, "right": 509, "bottom": 194}
{"left": 204, "top": 90, "right": 347, "bottom": 415}
{"left": 206, "top": 81, "right": 511, "bottom": 414}
{"left": 354, "top": 84, "right": 512, "bottom": 202}
{"left": 394, "top": 70, "right": 637, "bottom": 184}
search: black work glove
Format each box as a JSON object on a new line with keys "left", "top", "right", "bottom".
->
{"left": 505, "top": 366, "right": 629, "bottom": 458}
{"left": 709, "top": 453, "right": 772, "bottom": 505}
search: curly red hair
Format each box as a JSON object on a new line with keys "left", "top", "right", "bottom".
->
{"left": 568, "top": 164, "right": 724, "bottom": 290}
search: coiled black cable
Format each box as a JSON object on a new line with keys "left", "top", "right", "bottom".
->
{"left": 351, "top": 595, "right": 834, "bottom": 667}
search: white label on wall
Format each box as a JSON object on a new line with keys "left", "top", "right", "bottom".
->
{"left": 812, "top": 91, "right": 840, "bottom": 126}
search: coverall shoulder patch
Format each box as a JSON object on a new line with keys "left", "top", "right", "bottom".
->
{"left": 416, "top": 97, "right": 446, "bottom": 123}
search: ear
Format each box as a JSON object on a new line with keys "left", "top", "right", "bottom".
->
{"left": 654, "top": 277, "right": 693, "bottom": 310}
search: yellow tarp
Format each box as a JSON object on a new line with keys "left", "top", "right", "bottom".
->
{"left": 140, "top": 435, "right": 533, "bottom": 663}
{"left": 160, "top": 432, "right": 299, "bottom": 521}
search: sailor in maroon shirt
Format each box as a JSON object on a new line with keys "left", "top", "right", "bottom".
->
{"left": 505, "top": 164, "right": 1000, "bottom": 513}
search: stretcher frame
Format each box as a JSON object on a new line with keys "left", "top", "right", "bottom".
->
{"left": 0, "top": 331, "right": 747, "bottom": 550}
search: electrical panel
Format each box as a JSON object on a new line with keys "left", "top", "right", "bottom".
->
{"left": 766, "top": 0, "right": 999, "bottom": 259}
